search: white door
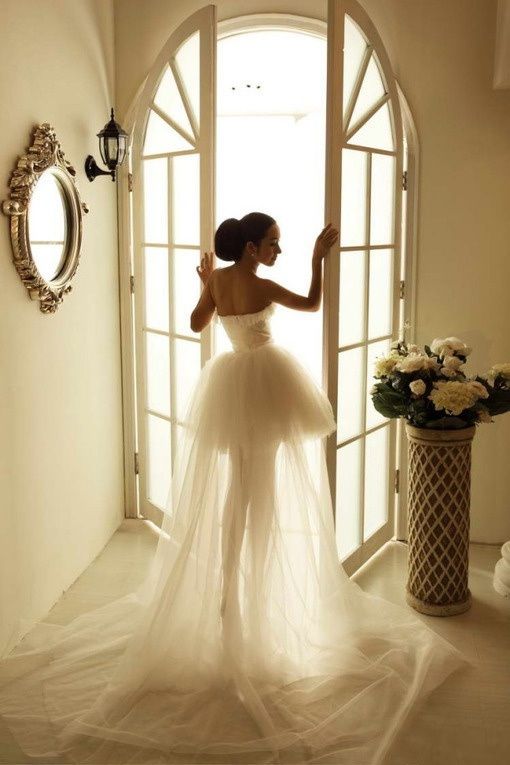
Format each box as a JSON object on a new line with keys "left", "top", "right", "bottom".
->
{"left": 131, "top": 6, "right": 216, "bottom": 525}
{"left": 325, "top": 0, "right": 404, "bottom": 574}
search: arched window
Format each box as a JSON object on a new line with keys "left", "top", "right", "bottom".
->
{"left": 119, "top": 2, "right": 418, "bottom": 575}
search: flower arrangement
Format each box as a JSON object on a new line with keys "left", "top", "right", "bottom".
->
{"left": 370, "top": 337, "right": 510, "bottom": 429}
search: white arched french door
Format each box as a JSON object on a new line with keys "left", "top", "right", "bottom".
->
{"left": 325, "top": 0, "right": 404, "bottom": 574}
{"left": 122, "top": 1, "right": 409, "bottom": 572}
{"left": 128, "top": 6, "right": 216, "bottom": 524}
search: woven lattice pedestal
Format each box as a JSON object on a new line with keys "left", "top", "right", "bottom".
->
{"left": 405, "top": 423, "right": 475, "bottom": 616}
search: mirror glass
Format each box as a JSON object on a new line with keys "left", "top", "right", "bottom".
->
{"left": 27, "top": 169, "right": 68, "bottom": 281}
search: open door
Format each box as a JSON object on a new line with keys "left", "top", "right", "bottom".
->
{"left": 325, "top": 0, "right": 404, "bottom": 574}
{"left": 130, "top": 6, "right": 216, "bottom": 525}
{"left": 124, "top": 0, "right": 404, "bottom": 572}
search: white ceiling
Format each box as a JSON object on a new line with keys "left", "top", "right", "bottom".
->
{"left": 217, "top": 30, "right": 327, "bottom": 117}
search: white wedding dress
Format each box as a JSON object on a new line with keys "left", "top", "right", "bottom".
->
{"left": 0, "top": 301, "right": 470, "bottom": 764}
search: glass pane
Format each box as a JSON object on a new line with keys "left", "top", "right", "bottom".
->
{"left": 336, "top": 439, "right": 362, "bottom": 559}
{"left": 174, "top": 249, "right": 200, "bottom": 336}
{"left": 366, "top": 339, "right": 390, "bottom": 430}
{"left": 349, "top": 56, "right": 386, "bottom": 131}
{"left": 30, "top": 244, "right": 65, "bottom": 282}
{"left": 175, "top": 338, "right": 201, "bottom": 420}
{"left": 175, "top": 32, "right": 200, "bottom": 126}
{"left": 172, "top": 154, "right": 200, "bottom": 246}
{"left": 343, "top": 16, "right": 368, "bottom": 122}
{"left": 337, "top": 347, "right": 364, "bottom": 443}
{"left": 363, "top": 425, "right": 389, "bottom": 539}
{"left": 370, "top": 154, "right": 395, "bottom": 246}
{"left": 143, "top": 109, "right": 194, "bottom": 155}
{"left": 348, "top": 102, "right": 395, "bottom": 151}
{"left": 339, "top": 250, "right": 366, "bottom": 347}
{"left": 341, "top": 148, "right": 367, "bottom": 247}
{"left": 368, "top": 249, "right": 393, "bottom": 339}
{"left": 143, "top": 158, "right": 168, "bottom": 244}
{"left": 146, "top": 332, "right": 170, "bottom": 415}
{"left": 154, "top": 64, "right": 194, "bottom": 139}
{"left": 147, "top": 414, "right": 171, "bottom": 510}
{"left": 28, "top": 172, "right": 66, "bottom": 242}
{"left": 144, "top": 247, "right": 169, "bottom": 331}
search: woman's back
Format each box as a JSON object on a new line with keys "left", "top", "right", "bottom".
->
{"left": 210, "top": 265, "right": 270, "bottom": 317}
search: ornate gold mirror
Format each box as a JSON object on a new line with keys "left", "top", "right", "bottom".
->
{"left": 2, "top": 123, "right": 89, "bottom": 313}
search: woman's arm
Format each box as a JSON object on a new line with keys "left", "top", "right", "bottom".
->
{"left": 260, "top": 258, "right": 323, "bottom": 312}
{"left": 260, "top": 224, "right": 338, "bottom": 312}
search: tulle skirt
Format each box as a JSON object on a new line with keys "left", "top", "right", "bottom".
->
{"left": 0, "top": 342, "right": 471, "bottom": 764}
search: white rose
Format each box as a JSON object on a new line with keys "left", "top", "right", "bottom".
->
{"left": 409, "top": 379, "right": 426, "bottom": 396}
{"left": 374, "top": 354, "right": 400, "bottom": 378}
{"left": 442, "top": 355, "right": 464, "bottom": 370}
{"left": 396, "top": 354, "right": 440, "bottom": 374}
{"left": 486, "top": 363, "right": 510, "bottom": 383}
{"left": 431, "top": 337, "right": 471, "bottom": 358}
{"left": 440, "top": 367, "right": 458, "bottom": 378}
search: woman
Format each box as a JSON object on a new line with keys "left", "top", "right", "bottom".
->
{"left": 0, "top": 213, "right": 470, "bottom": 765}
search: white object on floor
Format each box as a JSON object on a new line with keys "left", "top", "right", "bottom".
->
{"left": 493, "top": 540, "right": 510, "bottom": 597}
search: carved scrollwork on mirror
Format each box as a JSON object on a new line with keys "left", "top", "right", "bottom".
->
{"left": 2, "top": 123, "right": 89, "bottom": 313}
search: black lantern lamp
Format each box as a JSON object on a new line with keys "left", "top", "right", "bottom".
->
{"left": 85, "top": 108, "right": 128, "bottom": 182}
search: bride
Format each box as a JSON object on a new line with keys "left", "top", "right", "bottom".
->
{"left": 0, "top": 213, "right": 470, "bottom": 764}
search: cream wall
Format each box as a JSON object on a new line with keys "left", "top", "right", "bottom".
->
{"left": 361, "top": 0, "right": 510, "bottom": 543}
{"left": 114, "top": 0, "right": 510, "bottom": 544}
{"left": 0, "top": 0, "right": 124, "bottom": 656}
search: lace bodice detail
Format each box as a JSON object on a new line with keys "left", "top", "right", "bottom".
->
{"left": 217, "top": 302, "right": 276, "bottom": 352}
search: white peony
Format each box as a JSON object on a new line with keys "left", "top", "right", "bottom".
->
{"left": 466, "top": 380, "right": 489, "bottom": 399}
{"left": 428, "top": 381, "right": 479, "bottom": 416}
{"left": 440, "top": 367, "right": 458, "bottom": 378}
{"left": 409, "top": 379, "right": 426, "bottom": 396}
{"left": 431, "top": 337, "right": 472, "bottom": 359}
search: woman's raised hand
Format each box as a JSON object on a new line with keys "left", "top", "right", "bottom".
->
{"left": 196, "top": 252, "right": 215, "bottom": 285}
{"left": 312, "top": 224, "right": 339, "bottom": 262}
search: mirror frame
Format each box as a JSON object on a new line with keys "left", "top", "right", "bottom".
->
{"left": 2, "top": 123, "right": 89, "bottom": 313}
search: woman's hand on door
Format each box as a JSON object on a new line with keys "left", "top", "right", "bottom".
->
{"left": 197, "top": 252, "right": 216, "bottom": 285}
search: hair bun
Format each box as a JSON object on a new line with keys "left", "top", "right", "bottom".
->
{"left": 214, "top": 212, "right": 276, "bottom": 263}
{"left": 214, "top": 218, "right": 244, "bottom": 262}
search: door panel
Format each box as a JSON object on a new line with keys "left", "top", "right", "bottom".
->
{"left": 132, "top": 6, "right": 216, "bottom": 525}
{"left": 326, "top": 0, "right": 403, "bottom": 574}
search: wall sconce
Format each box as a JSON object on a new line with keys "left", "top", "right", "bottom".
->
{"left": 85, "top": 108, "right": 128, "bottom": 182}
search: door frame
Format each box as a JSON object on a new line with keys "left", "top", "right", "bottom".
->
{"left": 117, "top": 3, "right": 419, "bottom": 567}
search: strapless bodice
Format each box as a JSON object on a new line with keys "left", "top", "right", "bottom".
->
{"left": 217, "top": 302, "right": 276, "bottom": 352}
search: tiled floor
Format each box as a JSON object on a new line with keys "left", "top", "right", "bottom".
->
{"left": 353, "top": 539, "right": 510, "bottom": 765}
{"left": 1, "top": 519, "right": 509, "bottom": 764}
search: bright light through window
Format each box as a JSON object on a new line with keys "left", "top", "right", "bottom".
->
{"left": 215, "top": 30, "right": 327, "bottom": 385}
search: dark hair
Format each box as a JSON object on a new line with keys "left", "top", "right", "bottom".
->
{"left": 214, "top": 212, "right": 276, "bottom": 262}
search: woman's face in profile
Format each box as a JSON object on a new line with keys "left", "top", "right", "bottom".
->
{"left": 253, "top": 223, "right": 281, "bottom": 266}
